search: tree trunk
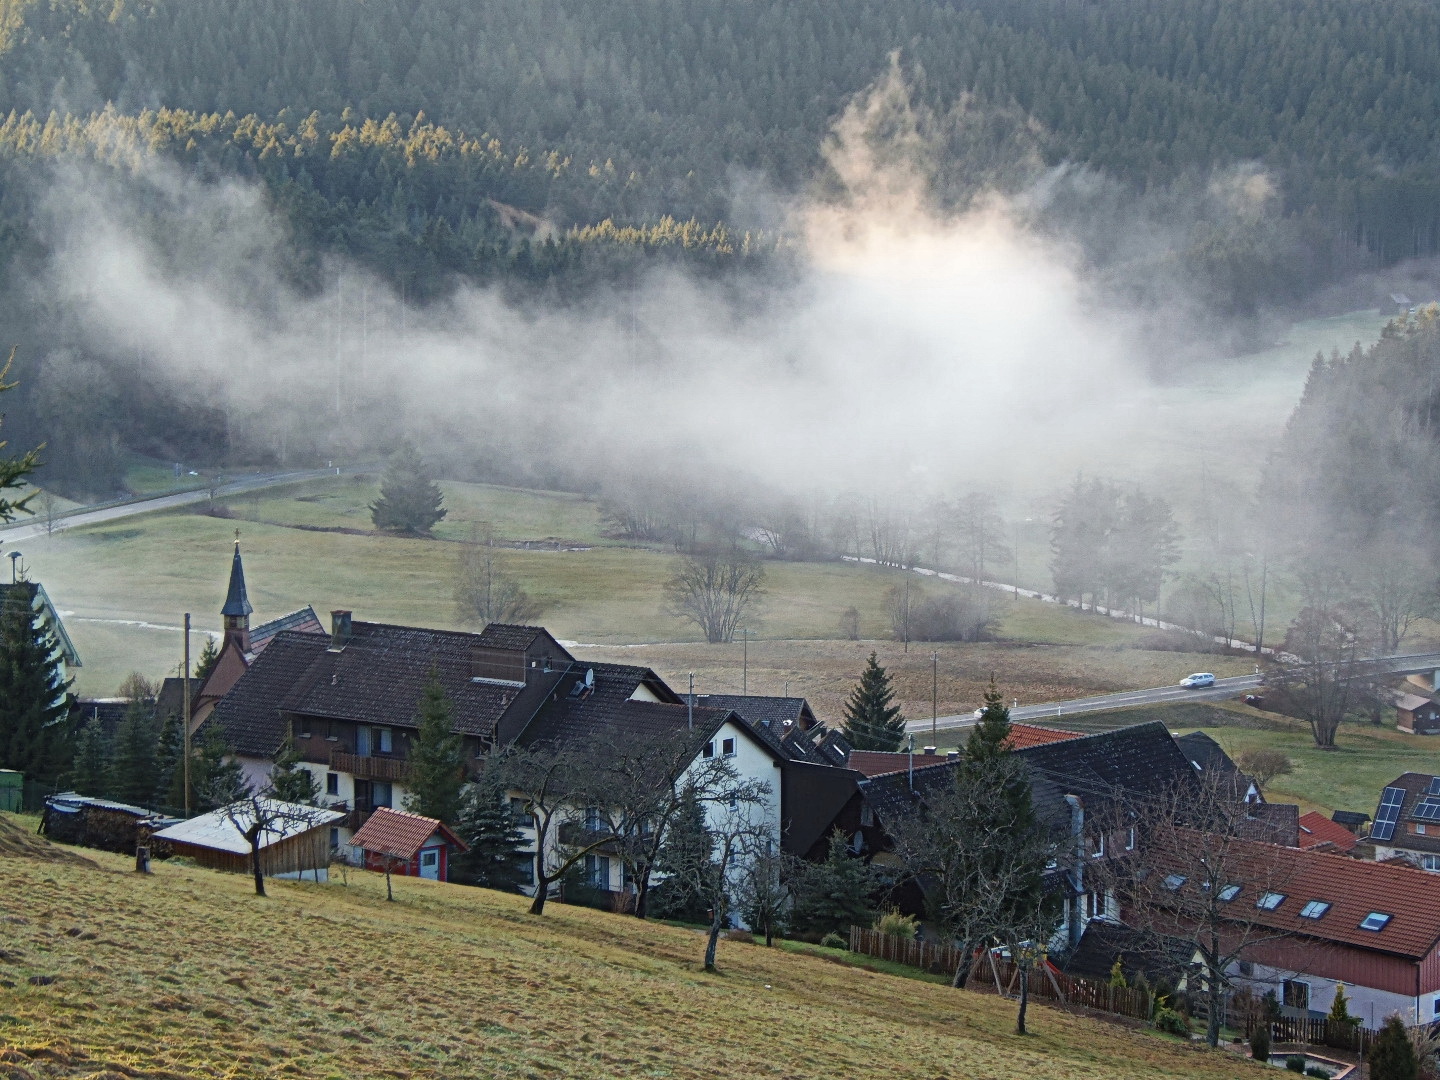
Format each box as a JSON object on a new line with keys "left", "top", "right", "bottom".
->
{"left": 250, "top": 833, "right": 266, "bottom": 897}
{"left": 633, "top": 867, "right": 652, "bottom": 920}
{"left": 385, "top": 863, "right": 394, "bottom": 902}
{"left": 952, "top": 949, "right": 973, "bottom": 989}
{"left": 1206, "top": 967, "right": 1223, "bottom": 1047}
{"left": 764, "top": 921, "right": 774, "bottom": 947}
{"left": 528, "top": 879, "right": 548, "bottom": 915}
{"left": 1015, "top": 966, "right": 1030, "bottom": 1036}
{"left": 703, "top": 906, "right": 723, "bottom": 971}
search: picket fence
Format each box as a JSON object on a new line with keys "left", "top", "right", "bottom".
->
{"left": 848, "top": 927, "right": 1151, "bottom": 1021}
{"left": 1244, "top": 1015, "right": 1372, "bottom": 1055}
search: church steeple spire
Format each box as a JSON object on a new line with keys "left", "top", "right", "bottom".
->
{"left": 222, "top": 533, "right": 252, "bottom": 652}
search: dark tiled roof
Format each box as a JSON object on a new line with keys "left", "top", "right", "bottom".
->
{"left": 251, "top": 606, "right": 324, "bottom": 653}
{"left": 349, "top": 807, "right": 466, "bottom": 860}
{"left": 1238, "top": 802, "right": 1299, "bottom": 846}
{"left": 1372, "top": 772, "right": 1440, "bottom": 855}
{"left": 1057, "top": 921, "right": 1194, "bottom": 984}
{"left": 519, "top": 662, "right": 725, "bottom": 747}
{"left": 156, "top": 677, "right": 198, "bottom": 720}
{"left": 695, "top": 695, "right": 812, "bottom": 730}
{"left": 1332, "top": 810, "right": 1370, "bottom": 828}
{"left": 222, "top": 544, "right": 253, "bottom": 618}
{"left": 206, "top": 631, "right": 333, "bottom": 756}
{"left": 74, "top": 699, "right": 130, "bottom": 739}
{"left": 476, "top": 624, "right": 547, "bottom": 650}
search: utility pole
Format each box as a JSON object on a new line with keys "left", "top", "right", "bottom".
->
{"left": 687, "top": 672, "right": 694, "bottom": 730}
{"left": 182, "top": 613, "right": 192, "bottom": 816}
{"left": 931, "top": 650, "right": 938, "bottom": 745}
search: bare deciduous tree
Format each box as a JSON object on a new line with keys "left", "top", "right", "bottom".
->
{"left": 453, "top": 522, "right": 541, "bottom": 627}
{"left": 664, "top": 544, "right": 764, "bottom": 644}
{"left": 215, "top": 790, "right": 335, "bottom": 898}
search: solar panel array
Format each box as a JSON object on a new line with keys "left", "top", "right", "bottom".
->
{"left": 1372, "top": 786, "right": 1406, "bottom": 841}
{"left": 1429, "top": 776, "right": 1440, "bottom": 797}
{"left": 1415, "top": 798, "right": 1440, "bottom": 822}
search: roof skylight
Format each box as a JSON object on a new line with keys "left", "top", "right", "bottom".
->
{"left": 1257, "top": 892, "right": 1286, "bottom": 911}
{"left": 1359, "top": 912, "right": 1392, "bottom": 931}
{"left": 1299, "top": 901, "right": 1331, "bottom": 919}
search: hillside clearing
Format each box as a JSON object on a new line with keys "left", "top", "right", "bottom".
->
{"left": 0, "top": 823, "right": 1263, "bottom": 1080}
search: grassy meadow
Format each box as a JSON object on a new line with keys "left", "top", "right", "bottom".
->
{"left": 0, "top": 820, "right": 1268, "bottom": 1080}
{"left": 22, "top": 474, "right": 1249, "bottom": 704}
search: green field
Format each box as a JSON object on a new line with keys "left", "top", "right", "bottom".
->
{"left": 0, "top": 819, "right": 1269, "bottom": 1080}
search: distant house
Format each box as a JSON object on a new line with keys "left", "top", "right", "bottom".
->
{"left": 1297, "top": 811, "right": 1358, "bottom": 854}
{"left": 1369, "top": 772, "right": 1440, "bottom": 872}
{"left": 1393, "top": 690, "right": 1440, "bottom": 735}
{"left": 152, "top": 799, "right": 344, "bottom": 882}
{"left": 349, "top": 807, "right": 467, "bottom": 882}
{"left": 1174, "top": 731, "right": 1261, "bottom": 803}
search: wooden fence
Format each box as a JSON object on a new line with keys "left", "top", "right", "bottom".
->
{"left": 1244, "top": 1015, "right": 1371, "bottom": 1055}
{"left": 848, "top": 926, "right": 968, "bottom": 975}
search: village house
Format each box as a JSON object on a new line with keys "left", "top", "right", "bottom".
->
{"left": 1368, "top": 772, "right": 1440, "bottom": 872}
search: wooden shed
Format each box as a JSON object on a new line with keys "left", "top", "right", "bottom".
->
{"left": 152, "top": 799, "right": 344, "bottom": 882}
{"left": 1395, "top": 691, "right": 1440, "bottom": 735}
{"left": 349, "top": 807, "right": 467, "bottom": 882}
{"left": 41, "top": 793, "right": 179, "bottom": 854}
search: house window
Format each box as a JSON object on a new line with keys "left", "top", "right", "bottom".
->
{"left": 1416, "top": 823, "right": 1429, "bottom": 835}
{"left": 329, "top": 827, "right": 340, "bottom": 850}
{"left": 376, "top": 727, "right": 393, "bottom": 754}
{"left": 722, "top": 738, "right": 736, "bottom": 757}
{"left": 1434, "top": 998, "right": 1440, "bottom": 1019}
{"left": 1090, "top": 833, "right": 1105, "bottom": 858}
{"left": 860, "top": 805, "right": 875, "bottom": 827}
{"left": 1236, "top": 961, "right": 1254, "bottom": 978}
{"left": 1422, "top": 855, "right": 1440, "bottom": 872}
{"left": 1282, "top": 980, "right": 1310, "bottom": 1011}
{"left": 584, "top": 806, "right": 601, "bottom": 832}
{"left": 1256, "top": 892, "right": 1286, "bottom": 911}
{"left": 519, "top": 857, "right": 535, "bottom": 887}
{"left": 1359, "top": 911, "right": 1392, "bottom": 931}
{"left": 1125, "top": 827, "right": 1135, "bottom": 851}
{"left": 585, "top": 854, "right": 610, "bottom": 890}
{"left": 372, "top": 781, "right": 392, "bottom": 809}
{"left": 1218, "top": 885, "right": 1241, "bottom": 902}
{"left": 326, "top": 773, "right": 340, "bottom": 796}
{"left": 702, "top": 741, "right": 714, "bottom": 759}
{"left": 1299, "top": 901, "right": 1331, "bottom": 919}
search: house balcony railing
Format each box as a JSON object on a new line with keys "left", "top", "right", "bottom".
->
{"left": 329, "top": 749, "right": 411, "bottom": 782}
{"left": 557, "top": 822, "right": 622, "bottom": 853}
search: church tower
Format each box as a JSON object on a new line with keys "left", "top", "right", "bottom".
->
{"left": 221, "top": 536, "right": 253, "bottom": 655}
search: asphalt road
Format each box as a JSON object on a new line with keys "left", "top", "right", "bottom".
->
{"left": 905, "top": 651, "right": 1440, "bottom": 738}
{"left": 0, "top": 466, "right": 365, "bottom": 546}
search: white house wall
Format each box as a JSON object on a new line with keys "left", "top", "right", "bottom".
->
{"left": 1231, "top": 961, "right": 1437, "bottom": 1029}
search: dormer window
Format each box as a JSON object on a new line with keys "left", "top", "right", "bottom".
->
{"left": 702, "top": 741, "right": 715, "bottom": 759}
{"left": 1360, "top": 911, "right": 1392, "bottom": 931}
{"left": 1257, "top": 892, "right": 1286, "bottom": 911}
{"left": 1299, "top": 901, "right": 1331, "bottom": 919}
{"left": 722, "top": 738, "right": 736, "bottom": 757}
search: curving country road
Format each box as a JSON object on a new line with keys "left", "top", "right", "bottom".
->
{"left": 905, "top": 651, "right": 1440, "bottom": 739}
{"left": 0, "top": 465, "right": 368, "bottom": 546}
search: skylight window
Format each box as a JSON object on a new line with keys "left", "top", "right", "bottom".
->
{"left": 1163, "top": 874, "right": 1186, "bottom": 891}
{"left": 1359, "top": 912, "right": 1392, "bottom": 931}
{"left": 1217, "top": 885, "right": 1240, "bottom": 902}
{"left": 1257, "top": 892, "right": 1286, "bottom": 911}
{"left": 1299, "top": 901, "right": 1331, "bottom": 919}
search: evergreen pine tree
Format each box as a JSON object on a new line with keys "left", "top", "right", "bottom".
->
{"left": 193, "top": 637, "right": 220, "bottom": 684}
{"left": 1367, "top": 1014, "right": 1418, "bottom": 1080}
{"left": 268, "top": 735, "right": 319, "bottom": 805}
{"left": 450, "top": 776, "right": 530, "bottom": 891}
{"left": 647, "top": 788, "right": 712, "bottom": 922}
{"left": 788, "top": 830, "right": 879, "bottom": 938}
{"left": 152, "top": 710, "right": 185, "bottom": 809}
{"left": 966, "top": 678, "right": 1012, "bottom": 761}
{"left": 840, "top": 651, "right": 905, "bottom": 751}
{"left": 108, "top": 697, "right": 160, "bottom": 806}
{"left": 369, "top": 441, "right": 447, "bottom": 535}
{"left": 69, "top": 721, "right": 111, "bottom": 797}
{"left": 402, "top": 669, "right": 466, "bottom": 823}
{"left": 192, "top": 723, "right": 247, "bottom": 810}
{"left": 0, "top": 584, "right": 74, "bottom": 784}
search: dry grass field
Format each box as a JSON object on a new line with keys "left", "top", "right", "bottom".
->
{"left": 0, "top": 816, "right": 1267, "bottom": 1080}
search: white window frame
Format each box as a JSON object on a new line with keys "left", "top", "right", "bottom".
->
{"left": 376, "top": 727, "right": 393, "bottom": 754}
{"left": 702, "top": 741, "right": 714, "bottom": 759}
{"left": 1124, "top": 826, "right": 1136, "bottom": 851}
{"left": 860, "top": 804, "right": 875, "bottom": 827}
{"left": 721, "top": 737, "right": 736, "bottom": 757}
{"left": 1090, "top": 833, "right": 1105, "bottom": 858}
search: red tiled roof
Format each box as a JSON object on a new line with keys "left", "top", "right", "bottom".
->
{"left": 1006, "top": 723, "right": 1083, "bottom": 750}
{"left": 348, "top": 807, "right": 467, "bottom": 861}
{"left": 1297, "top": 811, "right": 1358, "bottom": 853}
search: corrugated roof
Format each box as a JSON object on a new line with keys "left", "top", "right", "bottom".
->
{"left": 153, "top": 799, "right": 341, "bottom": 854}
{"left": 1298, "top": 811, "right": 1359, "bottom": 853}
{"left": 349, "top": 807, "right": 466, "bottom": 861}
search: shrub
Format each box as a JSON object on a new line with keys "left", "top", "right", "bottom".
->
{"left": 1370, "top": 1014, "right": 1420, "bottom": 1080}
{"left": 872, "top": 907, "right": 919, "bottom": 940}
{"left": 1305, "top": 1068, "right": 1332, "bottom": 1078}
{"left": 1153, "top": 1007, "right": 1189, "bottom": 1037}
{"left": 819, "top": 931, "right": 848, "bottom": 950}
{"left": 722, "top": 928, "right": 755, "bottom": 944}
{"left": 1286, "top": 1055, "right": 1306, "bottom": 1073}
{"left": 1250, "top": 1024, "right": 1272, "bottom": 1062}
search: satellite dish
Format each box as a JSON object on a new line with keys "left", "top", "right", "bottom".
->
{"left": 584, "top": 668, "right": 595, "bottom": 690}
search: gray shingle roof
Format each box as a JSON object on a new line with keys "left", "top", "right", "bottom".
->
{"left": 221, "top": 544, "right": 253, "bottom": 618}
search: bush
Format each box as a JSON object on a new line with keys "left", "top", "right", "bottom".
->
{"left": 819, "top": 931, "right": 848, "bottom": 950}
{"left": 872, "top": 907, "right": 919, "bottom": 940}
{"left": 1153, "top": 1007, "right": 1189, "bottom": 1037}
{"left": 1305, "top": 1068, "right": 1332, "bottom": 1079}
{"left": 722, "top": 928, "right": 755, "bottom": 943}
{"left": 1250, "top": 1024, "right": 1272, "bottom": 1062}
{"left": 1286, "top": 1055, "right": 1306, "bottom": 1073}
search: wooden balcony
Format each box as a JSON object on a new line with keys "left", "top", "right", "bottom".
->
{"left": 329, "top": 749, "right": 411, "bottom": 782}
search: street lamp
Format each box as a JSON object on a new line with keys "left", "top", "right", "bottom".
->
{"left": 8, "top": 550, "right": 22, "bottom": 584}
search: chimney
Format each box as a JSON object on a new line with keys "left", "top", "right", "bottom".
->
{"left": 922, "top": 745, "right": 938, "bottom": 755}
{"left": 1064, "top": 794, "right": 1085, "bottom": 948}
{"left": 945, "top": 749, "right": 959, "bottom": 760}
{"left": 330, "top": 610, "right": 353, "bottom": 651}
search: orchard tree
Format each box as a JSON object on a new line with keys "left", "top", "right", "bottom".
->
{"left": 664, "top": 543, "right": 765, "bottom": 644}
{"left": 370, "top": 442, "right": 447, "bottom": 535}
{"left": 840, "top": 651, "right": 905, "bottom": 751}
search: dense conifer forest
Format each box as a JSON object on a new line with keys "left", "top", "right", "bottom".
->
{"left": 2, "top": 0, "right": 1440, "bottom": 491}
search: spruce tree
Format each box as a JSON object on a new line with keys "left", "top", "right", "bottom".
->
{"left": 450, "top": 778, "right": 530, "bottom": 891}
{"left": 369, "top": 442, "right": 447, "bottom": 535}
{"left": 647, "top": 788, "right": 712, "bottom": 922}
{"left": 268, "top": 735, "right": 319, "bottom": 805}
{"left": 840, "top": 651, "right": 905, "bottom": 751}
{"left": 192, "top": 723, "right": 247, "bottom": 810}
{"left": 966, "top": 678, "right": 1013, "bottom": 761}
{"left": 69, "top": 721, "right": 111, "bottom": 797}
{"left": 0, "top": 584, "right": 74, "bottom": 784}
{"left": 402, "top": 670, "right": 466, "bottom": 823}
{"left": 1367, "top": 1014, "right": 1418, "bottom": 1080}
{"left": 192, "top": 637, "right": 220, "bottom": 684}
{"left": 788, "top": 830, "right": 879, "bottom": 938}
{"left": 152, "top": 710, "right": 185, "bottom": 809}
{"left": 108, "top": 697, "right": 159, "bottom": 806}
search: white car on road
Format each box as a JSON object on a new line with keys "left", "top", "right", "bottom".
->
{"left": 1179, "top": 672, "right": 1215, "bottom": 688}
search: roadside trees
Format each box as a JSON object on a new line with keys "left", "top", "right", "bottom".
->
{"left": 664, "top": 543, "right": 764, "bottom": 643}
{"left": 1268, "top": 594, "right": 1373, "bottom": 749}
{"left": 840, "top": 651, "right": 905, "bottom": 751}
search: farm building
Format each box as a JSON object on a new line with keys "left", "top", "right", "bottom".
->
{"left": 152, "top": 799, "right": 344, "bottom": 882}
{"left": 1394, "top": 690, "right": 1440, "bottom": 734}
{"left": 349, "top": 807, "right": 467, "bottom": 882}
{"left": 41, "top": 794, "right": 178, "bottom": 854}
